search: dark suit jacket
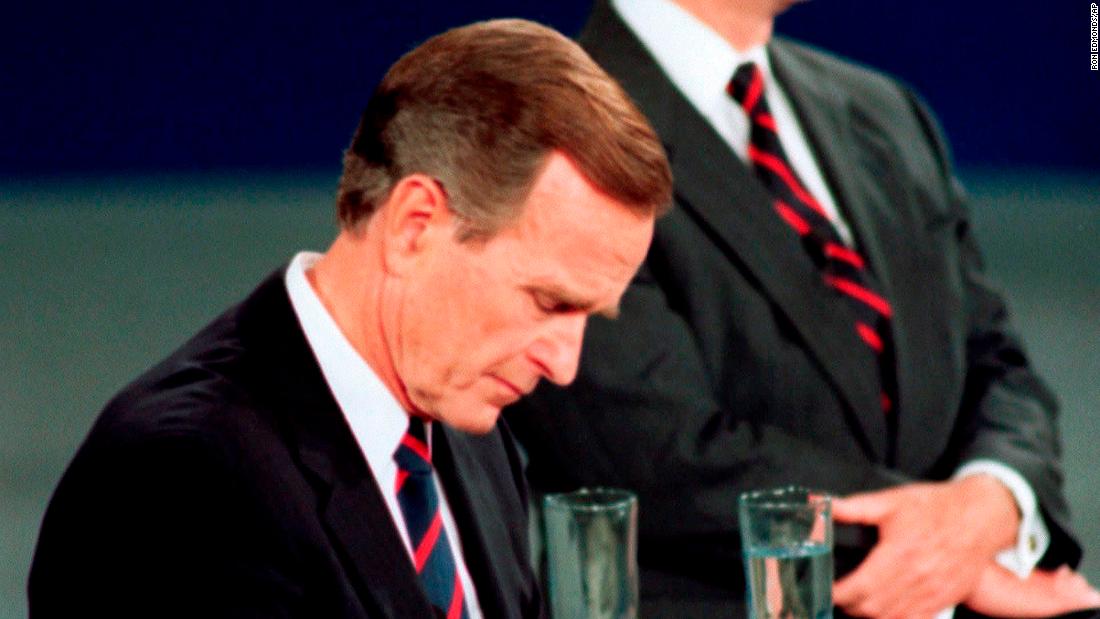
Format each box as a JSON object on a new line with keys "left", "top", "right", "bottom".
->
{"left": 29, "top": 270, "right": 543, "bottom": 618}
{"left": 506, "top": 2, "right": 1081, "bottom": 615}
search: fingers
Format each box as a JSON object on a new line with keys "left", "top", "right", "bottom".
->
{"left": 833, "top": 541, "right": 967, "bottom": 619}
{"left": 831, "top": 480, "right": 1031, "bottom": 617}
{"left": 831, "top": 488, "right": 902, "bottom": 525}
{"left": 966, "top": 564, "right": 1100, "bottom": 617}
{"left": 1049, "top": 566, "right": 1100, "bottom": 609}
{"left": 832, "top": 483, "right": 984, "bottom": 617}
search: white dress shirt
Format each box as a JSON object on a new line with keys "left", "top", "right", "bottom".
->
{"left": 284, "top": 251, "right": 483, "bottom": 618}
{"left": 612, "top": 0, "right": 1048, "bottom": 583}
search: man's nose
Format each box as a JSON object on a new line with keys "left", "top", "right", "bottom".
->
{"left": 527, "top": 313, "right": 588, "bottom": 386}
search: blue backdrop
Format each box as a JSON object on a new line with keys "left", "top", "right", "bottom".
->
{"left": 4, "top": 0, "right": 1098, "bottom": 174}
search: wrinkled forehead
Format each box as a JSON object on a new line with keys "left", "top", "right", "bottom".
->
{"left": 509, "top": 202, "right": 653, "bottom": 304}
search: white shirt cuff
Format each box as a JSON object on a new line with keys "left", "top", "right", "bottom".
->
{"left": 954, "top": 460, "right": 1050, "bottom": 578}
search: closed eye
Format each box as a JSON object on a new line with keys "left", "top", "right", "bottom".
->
{"left": 529, "top": 287, "right": 619, "bottom": 319}
{"left": 533, "top": 291, "right": 582, "bottom": 315}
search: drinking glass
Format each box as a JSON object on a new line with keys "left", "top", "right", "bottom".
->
{"left": 543, "top": 487, "right": 639, "bottom": 619}
{"left": 738, "top": 486, "right": 833, "bottom": 619}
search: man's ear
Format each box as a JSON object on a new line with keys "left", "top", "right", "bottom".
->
{"left": 379, "top": 174, "right": 452, "bottom": 275}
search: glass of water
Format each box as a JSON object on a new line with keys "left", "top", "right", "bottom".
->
{"left": 543, "top": 487, "right": 639, "bottom": 619}
{"left": 738, "top": 486, "right": 833, "bottom": 619}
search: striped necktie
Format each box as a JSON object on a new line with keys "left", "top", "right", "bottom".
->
{"left": 393, "top": 417, "right": 470, "bottom": 619}
{"left": 728, "top": 62, "right": 896, "bottom": 414}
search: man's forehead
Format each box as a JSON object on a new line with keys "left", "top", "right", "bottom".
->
{"left": 483, "top": 150, "right": 654, "bottom": 319}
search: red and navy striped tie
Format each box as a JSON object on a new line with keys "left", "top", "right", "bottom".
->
{"left": 394, "top": 417, "right": 470, "bottom": 619}
{"left": 729, "top": 62, "right": 896, "bottom": 414}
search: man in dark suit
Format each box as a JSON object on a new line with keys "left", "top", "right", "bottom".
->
{"left": 28, "top": 19, "right": 671, "bottom": 618}
{"left": 506, "top": 1, "right": 1095, "bottom": 616}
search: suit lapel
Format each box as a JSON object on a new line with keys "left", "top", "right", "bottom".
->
{"left": 237, "top": 271, "right": 434, "bottom": 618}
{"left": 581, "top": 2, "right": 887, "bottom": 460}
{"left": 769, "top": 42, "right": 901, "bottom": 328}
{"left": 317, "top": 466, "right": 433, "bottom": 618}
{"left": 433, "top": 424, "right": 515, "bottom": 618}
{"left": 768, "top": 41, "right": 912, "bottom": 457}
{"left": 771, "top": 41, "right": 942, "bottom": 461}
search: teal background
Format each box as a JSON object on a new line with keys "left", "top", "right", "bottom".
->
{"left": 3, "top": 169, "right": 1097, "bottom": 618}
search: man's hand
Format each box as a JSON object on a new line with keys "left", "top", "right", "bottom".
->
{"left": 965, "top": 564, "right": 1100, "bottom": 617}
{"left": 831, "top": 476, "right": 1020, "bottom": 619}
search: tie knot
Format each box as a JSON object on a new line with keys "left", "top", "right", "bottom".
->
{"left": 394, "top": 417, "right": 432, "bottom": 474}
{"left": 728, "top": 62, "right": 766, "bottom": 113}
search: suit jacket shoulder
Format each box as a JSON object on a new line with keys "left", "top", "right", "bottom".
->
{"left": 30, "top": 269, "right": 543, "bottom": 618}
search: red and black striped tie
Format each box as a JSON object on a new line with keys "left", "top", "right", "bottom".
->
{"left": 394, "top": 417, "right": 470, "bottom": 619}
{"left": 729, "top": 62, "right": 896, "bottom": 414}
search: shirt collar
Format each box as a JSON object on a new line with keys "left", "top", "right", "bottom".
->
{"left": 612, "top": 0, "right": 774, "bottom": 115}
{"left": 283, "top": 251, "right": 412, "bottom": 468}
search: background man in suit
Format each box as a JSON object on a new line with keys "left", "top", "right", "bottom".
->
{"left": 506, "top": 1, "right": 1097, "bottom": 617}
{"left": 27, "top": 19, "right": 670, "bottom": 618}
